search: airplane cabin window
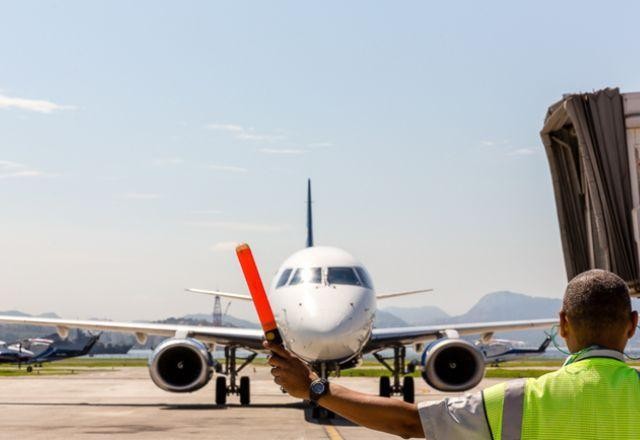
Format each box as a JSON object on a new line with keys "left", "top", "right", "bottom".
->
{"left": 355, "top": 267, "right": 373, "bottom": 289}
{"left": 289, "top": 267, "right": 322, "bottom": 285}
{"left": 276, "top": 268, "right": 293, "bottom": 288}
{"left": 327, "top": 267, "right": 361, "bottom": 286}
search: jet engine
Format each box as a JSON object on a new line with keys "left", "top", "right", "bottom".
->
{"left": 420, "top": 338, "right": 485, "bottom": 392}
{"left": 148, "top": 338, "right": 213, "bottom": 393}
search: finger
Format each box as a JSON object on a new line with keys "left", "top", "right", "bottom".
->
{"left": 265, "top": 342, "right": 292, "bottom": 359}
{"left": 274, "top": 376, "right": 283, "bottom": 386}
{"left": 270, "top": 367, "right": 282, "bottom": 377}
{"left": 267, "top": 355, "right": 288, "bottom": 368}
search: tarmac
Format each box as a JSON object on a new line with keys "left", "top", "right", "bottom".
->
{"left": 0, "top": 366, "right": 503, "bottom": 439}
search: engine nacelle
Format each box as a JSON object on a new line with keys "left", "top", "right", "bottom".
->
{"left": 148, "top": 338, "right": 213, "bottom": 393}
{"left": 421, "top": 338, "right": 485, "bottom": 392}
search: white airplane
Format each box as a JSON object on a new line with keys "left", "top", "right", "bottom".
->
{"left": 0, "top": 180, "right": 556, "bottom": 416}
{"left": 476, "top": 336, "right": 552, "bottom": 366}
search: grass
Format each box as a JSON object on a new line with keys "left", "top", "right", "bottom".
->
{"left": 340, "top": 367, "right": 556, "bottom": 379}
{"left": 0, "top": 357, "right": 149, "bottom": 377}
{"left": 3, "top": 357, "right": 633, "bottom": 380}
{"left": 0, "top": 367, "right": 79, "bottom": 377}
{"left": 51, "top": 358, "right": 148, "bottom": 368}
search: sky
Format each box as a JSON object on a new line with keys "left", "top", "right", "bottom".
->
{"left": 2, "top": 1, "right": 640, "bottom": 322}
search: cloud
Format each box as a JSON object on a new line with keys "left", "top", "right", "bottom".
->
{"left": 0, "top": 93, "right": 74, "bottom": 114}
{"left": 308, "top": 142, "right": 333, "bottom": 148}
{"left": 207, "top": 123, "right": 244, "bottom": 133}
{"left": 122, "top": 192, "right": 162, "bottom": 200}
{"left": 0, "top": 160, "right": 56, "bottom": 179}
{"left": 207, "top": 164, "right": 248, "bottom": 173}
{"left": 508, "top": 148, "right": 537, "bottom": 156}
{"left": 259, "top": 148, "right": 306, "bottom": 155}
{"left": 211, "top": 241, "right": 239, "bottom": 252}
{"left": 153, "top": 157, "right": 184, "bottom": 166}
{"left": 192, "top": 209, "right": 223, "bottom": 215}
{"left": 186, "top": 221, "right": 285, "bottom": 232}
{"left": 480, "top": 139, "right": 510, "bottom": 147}
{"left": 206, "top": 123, "right": 285, "bottom": 142}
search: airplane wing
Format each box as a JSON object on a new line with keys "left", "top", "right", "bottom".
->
{"left": 365, "top": 318, "right": 558, "bottom": 351}
{"left": 185, "top": 288, "right": 252, "bottom": 301}
{"left": 0, "top": 315, "right": 264, "bottom": 350}
{"left": 376, "top": 289, "right": 434, "bottom": 300}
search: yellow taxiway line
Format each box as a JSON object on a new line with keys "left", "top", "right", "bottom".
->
{"left": 323, "top": 423, "right": 344, "bottom": 440}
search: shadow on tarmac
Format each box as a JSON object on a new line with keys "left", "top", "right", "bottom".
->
{"left": 0, "top": 401, "right": 358, "bottom": 425}
{"left": 0, "top": 401, "right": 307, "bottom": 411}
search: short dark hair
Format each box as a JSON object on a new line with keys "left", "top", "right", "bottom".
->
{"left": 562, "top": 269, "right": 631, "bottom": 339}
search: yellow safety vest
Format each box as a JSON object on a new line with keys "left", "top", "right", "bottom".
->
{"left": 483, "top": 348, "right": 640, "bottom": 440}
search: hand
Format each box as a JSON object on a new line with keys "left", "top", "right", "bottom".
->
{"left": 264, "top": 341, "right": 318, "bottom": 399}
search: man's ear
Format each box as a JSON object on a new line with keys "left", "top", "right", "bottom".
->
{"left": 559, "top": 310, "right": 569, "bottom": 339}
{"left": 628, "top": 311, "right": 638, "bottom": 339}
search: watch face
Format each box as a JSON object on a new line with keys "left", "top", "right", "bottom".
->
{"left": 311, "top": 382, "right": 325, "bottom": 395}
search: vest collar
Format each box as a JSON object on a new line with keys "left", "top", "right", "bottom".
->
{"left": 563, "top": 345, "right": 625, "bottom": 366}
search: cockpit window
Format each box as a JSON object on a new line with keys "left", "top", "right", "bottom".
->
{"left": 289, "top": 267, "right": 322, "bottom": 285}
{"left": 276, "top": 268, "right": 293, "bottom": 288}
{"left": 355, "top": 267, "right": 373, "bottom": 289}
{"left": 327, "top": 267, "right": 361, "bottom": 286}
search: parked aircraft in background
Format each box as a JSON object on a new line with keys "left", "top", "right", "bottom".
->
{"left": 476, "top": 336, "right": 551, "bottom": 366}
{"left": 0, "top": 180, "right": 556, "bottom": 418}
{"left": 0, "top": 334, "right": 100, "bottom": 372}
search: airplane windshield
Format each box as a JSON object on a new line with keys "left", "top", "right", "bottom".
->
{"left": 355, "top": 267, "right": 373, "bottom": 289}
{"left": 289, "top": 267, "right": 322, "bottom": 285}
{"left": 327, "top": 267, "right": 361, "bottom": 286}
{"left": 276, "top": 268, "right": 293, "bottom": 288}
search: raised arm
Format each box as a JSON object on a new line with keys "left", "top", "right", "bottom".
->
{"left": 264, "top": 342, "right": 424, "bottom": 439}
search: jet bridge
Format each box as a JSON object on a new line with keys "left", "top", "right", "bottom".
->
{"left": 541, "top": 88, "right": 640, "bottom": 295}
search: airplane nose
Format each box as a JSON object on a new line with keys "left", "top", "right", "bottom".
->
{"left": 279, "top": 288, "right": 374, "bottom": 362}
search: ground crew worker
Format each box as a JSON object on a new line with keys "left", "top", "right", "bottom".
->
{"left": 266, "top": 269, "right": 640, "bottom": 439}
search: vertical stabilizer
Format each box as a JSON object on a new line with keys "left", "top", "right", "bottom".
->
{"left": 306, "top": 179, "right": 314, "bottom": 247}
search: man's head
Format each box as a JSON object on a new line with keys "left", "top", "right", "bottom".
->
{"left": 560, "top": 269, "right": 638, "bottom": 352}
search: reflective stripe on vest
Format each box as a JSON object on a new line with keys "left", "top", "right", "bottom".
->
{"left": 501, "top": 379, "right": 526, "bottom": 440}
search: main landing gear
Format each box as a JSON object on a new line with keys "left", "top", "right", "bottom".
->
{"left": 215, "top": 346, "right": 256, "bottom": 406}
{"left": 373, "top": 346, "right": 415, "bottom": 403}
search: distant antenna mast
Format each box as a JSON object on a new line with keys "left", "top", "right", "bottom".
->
{"left": 213, "top": 295, "right": 222, "bottom": 326}
{"left": 306, "top": 179, "right": 314, "bottom": 248}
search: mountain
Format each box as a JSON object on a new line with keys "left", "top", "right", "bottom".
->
{"left": 383, "top": 306, "right": 450, "bottom": 326}
{"left": 381, "top": 291, "right": 561, "bottom": 345}
{"left": 184, "top": 313, "right": 259, "bottom": 329}
{"left": 4, "top": 292, "right": 639, "bottom": 349}
{"left": 373, "top": 310, "right": 408, "bottom": 328}
{"left": 453, "top": 291, "right": 561, "bottom": 323}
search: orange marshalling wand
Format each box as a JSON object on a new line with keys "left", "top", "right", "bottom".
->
{"left": 235, "top": 243, "right": 282, "bottom": 345}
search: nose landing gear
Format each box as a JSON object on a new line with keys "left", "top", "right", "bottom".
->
{"left": 215, "top": 345, "right": 256, "bottom": 406}
{"left": 310, "top": 361, "right": 335, "bottom": 420}
{"left": 373, "top": 346, "right": 415, "bottom": 403}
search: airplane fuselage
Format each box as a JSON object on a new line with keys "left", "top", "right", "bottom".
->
{"left": 268, "top": 246, "right": 376, "bottom": 363}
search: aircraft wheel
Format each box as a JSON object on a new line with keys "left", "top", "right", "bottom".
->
{"left": 239, "top": 376, "right": 250, "bottom": 406}
{"left": 402, "top": 376, "right": 415, "bottom": 403}
{"left": 379, "top": 376, "right": 391, "bottom": 397}
{"left": 318, "top": 407, "right": 334, "bottom": 419}
{"left": 26, "top": 366, "right": 33, "bottom": 373}
{"left": 215, "top": 376, "right": 227, "bottom": 405}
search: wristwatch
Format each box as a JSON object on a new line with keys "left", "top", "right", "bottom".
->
{"left": 309, "top": 378, "right": 330, "bottom": 402}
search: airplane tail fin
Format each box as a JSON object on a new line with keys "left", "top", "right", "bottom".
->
{"left": 538, "top": 336, "right": 552, "bottom": 352}
{"left": 306, "top": 179, "right": 314, "bottom": 247}
{"left": 81, "top": 334, "right": 101, "bottom": 354}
